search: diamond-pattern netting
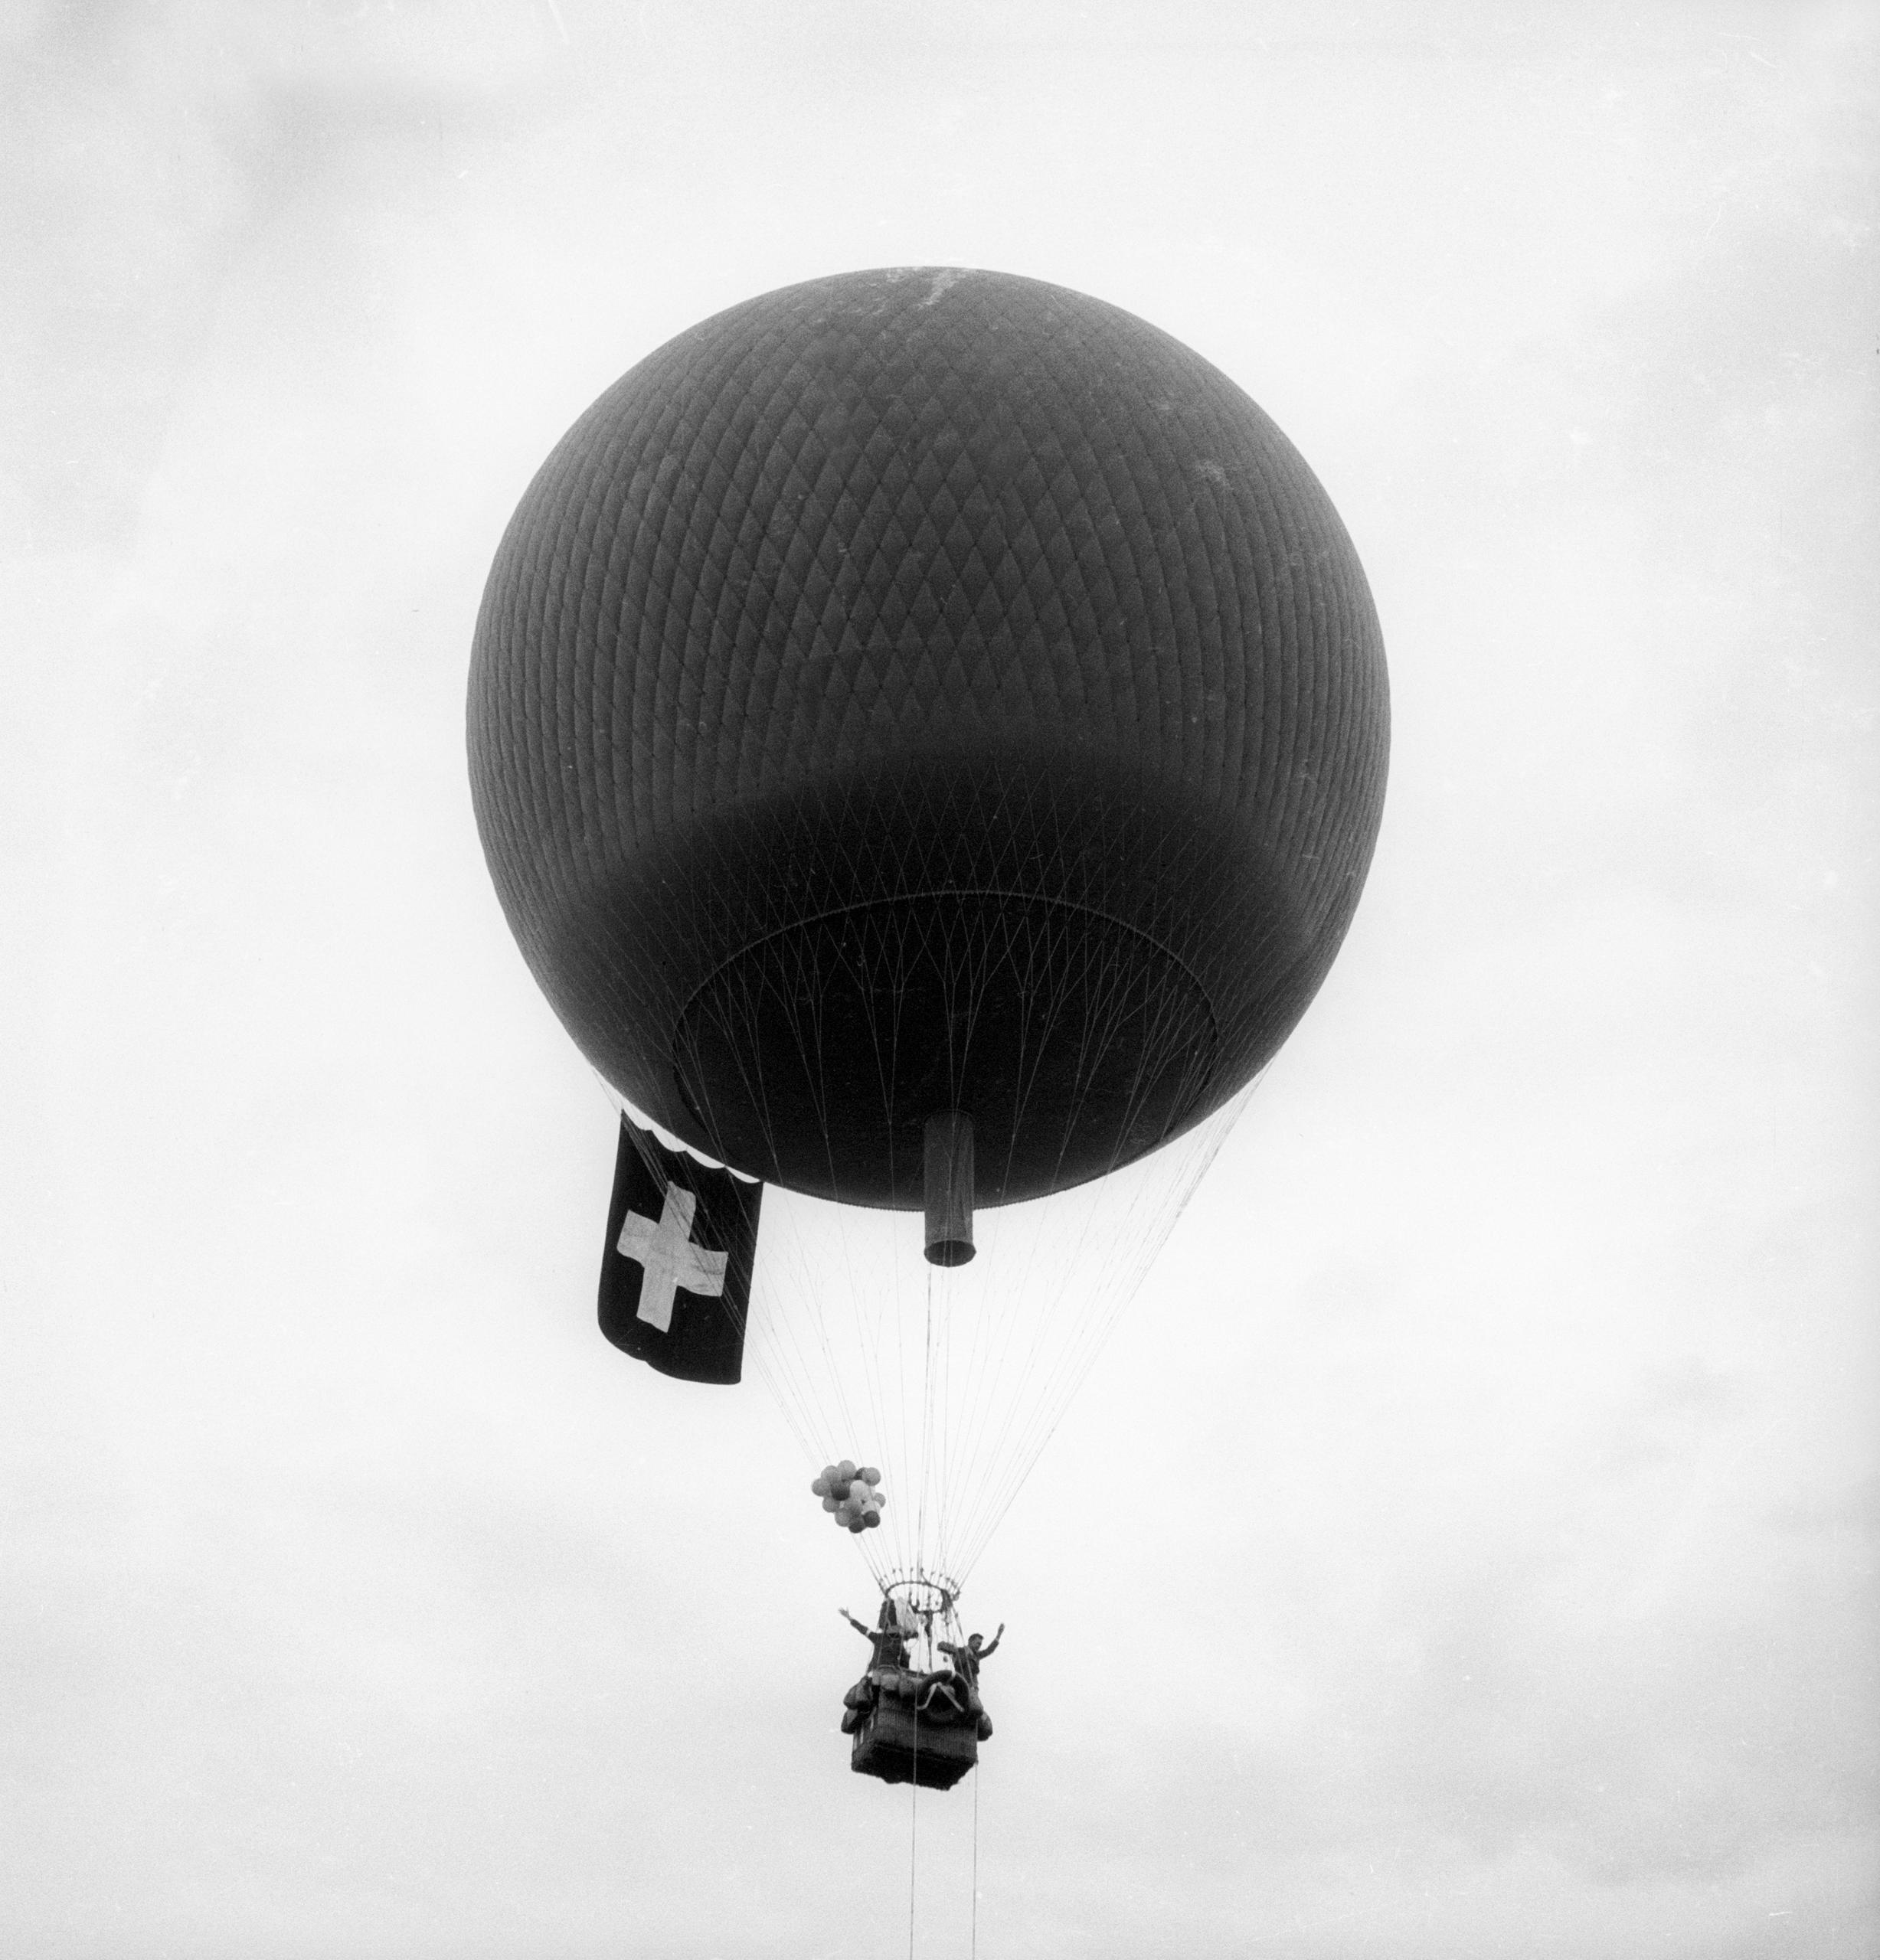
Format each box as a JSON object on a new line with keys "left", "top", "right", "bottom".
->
{"left": 469, "top": 267, "right": 1388, "bottom": 1202}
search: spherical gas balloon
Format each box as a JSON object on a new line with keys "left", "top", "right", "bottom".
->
{"left": 469, "top": 267, "right": 1388, "bottom": 1208}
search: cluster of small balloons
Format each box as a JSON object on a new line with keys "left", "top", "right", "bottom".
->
{"left": 812, "top": 1461, "right": 885, "bottom": 1533}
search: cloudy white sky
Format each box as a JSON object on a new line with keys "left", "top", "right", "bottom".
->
{"left": 3, "top": 2, "right": 1875, "bottom": 1955}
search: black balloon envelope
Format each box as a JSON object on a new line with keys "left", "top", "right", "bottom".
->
{"left": 469, "top": 267, "right": 1388, "bottom": 1210}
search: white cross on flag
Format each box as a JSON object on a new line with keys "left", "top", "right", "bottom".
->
{"left": 613, "top": 1184, "right": 726, "bottom": 1333}
{"left": 599, "top": 1117, "right": 762, "bottom": 1384}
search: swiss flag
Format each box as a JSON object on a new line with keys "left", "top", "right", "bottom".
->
{"left": 598, "top": 1116, "right": 762, "bottom": 1386}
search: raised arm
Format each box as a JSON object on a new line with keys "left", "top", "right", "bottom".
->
{"left": 839, "top": 1609, "right": 873, "bottom": 1637}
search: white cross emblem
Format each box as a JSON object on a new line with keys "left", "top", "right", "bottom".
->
{"left": 614, "top": 1184, "right": 727, "bottom": 1334}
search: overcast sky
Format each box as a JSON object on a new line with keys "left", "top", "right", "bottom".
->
{"left": 2, "top": 3, "right": 1875, "bottom": 1956}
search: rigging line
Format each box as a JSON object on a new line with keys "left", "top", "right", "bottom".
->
{"left": 806, "top": 1216, "right": 871, "bottom": 1497}
{"left": 940, "top": 1168, "right": 1062, "bottom": 1543}
{"left": 747, "top": 1232, "right": 827, "bottom": 1433}
{"left": 928, "top": 1264, "right": 953, "bottom": 1582}
{"left": 743, "top": 1201, "right": 816, "bottom": 1416}
{"left": 750, "top": 961, "right": 873, "bottom": 1474}
{"left": 745, "top": 1227, "right": 846, "bottom": 1460}
{"left": 917, "top": 1260, "right": 937, "bottom": 1571}
{"left": 889, "top": 1212, "right": 918, "bottom": 1578}
{"left": 945, "top": 1110, "right": 1234, "bottom": 1576}
{"left": 751, "top": 1220, "right": 854, "bottom": 1484}
{"left": 909, "top": 1262, "right": 933, "bottom": 1583}
{"left": 855, "top": 956, "right": 909, "bottom": 1537}
{"left": 903, "top": 1204, "right": 931, "bottom": 1575}
{"left": 928, "top": 1267, "right": 953, "bottom": 1580}
{"left": 927, "top": 1284, "right": 946, "bottom": 1582}
{"left": 966, "top": 1200, "right": 1070, "bottom": 1502}
{"left": 972, "top": 1749, "right": 980, "bottom": 1960}
{"left": 954, "top": 950, "right": 1136, "bottom": 1450}
{"left": 759, "top": 1207, "right": 908, "bottom": 1573}
{"left": 980, "top": 1168, "right": 1172, "bottom": 1464}
{"left": 946, "top": 963, "right": 1083, "bottom": 1413}
{"left": 957, "top": 1187, "right": 1144, "bottom": 1541}
{"left": 907, "top": 1717, "right": 920, "bottom": 1960}
{"left": 924, "top": 922, "right": 995, "bottom": 1577}
{"left": 952, "top": 1057, "right": 1067, "bottom": 1463}
{"left": 743, "top": 1352, "right": 819, "bottom": 1469}
{"left": 942, "top": 1211, "right": 1093, "bottom": 1568}
{"left": 960, "top": 1154, "right": 1221, "bottom": 1560}
{"left": 817, "top": 1198, "right": 894, "bottom": 1557}
{"left": 950, "top": 1093, "right": 1255, "bottom": 1574}
{"left": 781, "top": 1206, "right": 875, "bottom": 1560}
{"left": 926, "top": 1200, "right": 994, "bottom": 1496}
{"left": 941, "top": 1227, "right": 1078, "bottom": 1575}
{"left": 873, "top": 1263, "right": 917, "bottom": 1547}
{"left": 832, "top": 946, "right": 909, "bottom": 1470}
{"left": 817, "top": 1184, "right": 874, "bottom": 1466}
{"left": 1023, "top": 1063, "right": 1231, "bottom": 1376}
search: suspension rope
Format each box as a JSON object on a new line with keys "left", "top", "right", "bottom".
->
{"left": 971, "top": 1753, "right": 981, "bottom": 1960}
{"left": 692, "top": 909, "right": 1263, "bottom": 1601}
{"left": 907, "top": 1727, "right": 920, "bottom": 1960}
{"left": 737, "top": 1087, "right": 1253, "bottom": 1595}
